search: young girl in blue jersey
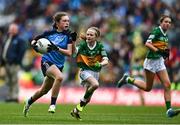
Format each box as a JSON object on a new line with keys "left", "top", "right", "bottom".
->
{"left": 23, "top": 12, "right": 77, "bottom": 117}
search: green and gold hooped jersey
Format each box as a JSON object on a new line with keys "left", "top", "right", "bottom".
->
{"left": 76, "top": 40, "right": 108, "bottom": 72}
{"left": 146, "top": 26, "right": 169, "bottom": 59}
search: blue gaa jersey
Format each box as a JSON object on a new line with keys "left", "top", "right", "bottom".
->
{"left": 36, "top": 29, "right": 71, "bottom": 68}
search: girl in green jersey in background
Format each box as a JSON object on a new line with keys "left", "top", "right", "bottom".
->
{"left": 117, "top": 15, "right": 180, "bottom": 118}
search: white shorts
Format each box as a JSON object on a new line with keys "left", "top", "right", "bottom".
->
{"left": 79, "top": 69, "right": 99, "bottom": 86}
{"left": 143, "top": 57, "right": 166, "bottom": 73}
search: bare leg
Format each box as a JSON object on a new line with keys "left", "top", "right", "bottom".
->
{"left": 30, "top": 76, "right": 54, "bottom": 103}
{"left": 81, "top": 77, "right": 99, "bottom": 105}
{"left": 71, "top": 77, "right": 99, "bottom": 120}
{"left": 156, "top": 69, "right": 180, "bottom": 117}
{"left": 46, "top": 65, "right": 63, "bottom": 98}
{"left": 45, "top": 65, "right": 63, "bottom": 113}
{"left": 157, "top": 69, "right": 171, "bottom": 109}
{"left": 133, "top": 69, "right": 155, "bottom": 91}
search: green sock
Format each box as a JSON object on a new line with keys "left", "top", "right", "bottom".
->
{"left": 76, "top": 104, "right": 84, "bottom": 112}
{"left": 166, "top": 101, "right": 171, "bottom": 110}
{"left": 84, "top": 90, "right": 93, "bottom": 99}
{"left": 127, "top": 77, "right": 135, "bottom": 84}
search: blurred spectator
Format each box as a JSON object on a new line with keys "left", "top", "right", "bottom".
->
{"left": 2, "top": 23, "right": 26, "bottom": 102}
{"left": 0, "top": 28, "right": 4, "bottom": 66}
{"left": 0, "top": 0, "right": 179, "bottom": 88}
{"left": 0, "top": 28, "right": 5, "bottom": 84}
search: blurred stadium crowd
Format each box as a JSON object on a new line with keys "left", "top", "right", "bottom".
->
{"left": 0, "top": 0, "right": 180, "bottom": 89}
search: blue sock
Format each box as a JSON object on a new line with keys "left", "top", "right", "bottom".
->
{"left": 51, "top": 97, "right": 57, "bottom": 105}
{"left": 28, "top": 97, "right": 34, "bottom": 105}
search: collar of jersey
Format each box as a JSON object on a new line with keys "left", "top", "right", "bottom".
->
{"left": 159, "top": 26, "right": 166, "bottom": 36}
{"left": 87, "top": 41, "right": 97, "bottom": 50}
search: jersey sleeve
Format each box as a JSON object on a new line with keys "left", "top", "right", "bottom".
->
{"left": 63, "top": 29, "right": 73, "bottom": 44}
{"left": 146, "top": 27, "right": 157, "bottom": 43}
{"left": 67, "top": 37, "right": 72, "bottom": 44}
{"left": 100, "top": 43, "right": 108, "bottom": 57}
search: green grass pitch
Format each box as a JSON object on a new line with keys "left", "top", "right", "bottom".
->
{"left": 0, "top": 103, "right": 179, "bottom": 124}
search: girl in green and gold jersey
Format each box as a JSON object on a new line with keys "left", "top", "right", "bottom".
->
{"left": 71, "top": 27, "right": 109, "bottom": 120}
{"left": 117, "top": 15, "right": 180, "bottom": 118}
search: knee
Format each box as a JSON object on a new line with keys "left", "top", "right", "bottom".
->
{"left": 92, "top": 83, "right": 99, "bottom": 90}
{"left": 164, "top": 82, "right": 171, "bottom": 90}
{"left": 56, "top": 76, "right": 63, "bottom": 83}
{"left": 144, "top": 87, "right": 152, "bottom": 92}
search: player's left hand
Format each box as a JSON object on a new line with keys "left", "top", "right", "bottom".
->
{"left": 62, "top": 29, "right": 77, "bottom": 41}
{"left": 157, "top": 48, "right": 170, "bottom": 59}
{"left": 47, "top": 41, "right": 59, "bottom": 52}
{"left": 70, "top": 32, "right": 77, "bottom": 41}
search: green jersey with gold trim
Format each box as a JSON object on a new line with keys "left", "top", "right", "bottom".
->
{"left": 76, "top": 40, "right": 108, "bottom": 72}
{"left": 146, "top": 26, "right": 169, "bottom": 59}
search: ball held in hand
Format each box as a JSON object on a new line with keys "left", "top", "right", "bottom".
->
{"left": 34, "top": 38, "right": 51, "bottom": 54}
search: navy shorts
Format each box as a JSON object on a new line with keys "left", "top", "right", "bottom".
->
{"left": 41, "top": 61, "right": 63, "bottom": 76}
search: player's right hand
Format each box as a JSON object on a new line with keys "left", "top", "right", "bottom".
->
{"left": 30, "top": 40, "right": 38, "bottom": 52}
